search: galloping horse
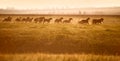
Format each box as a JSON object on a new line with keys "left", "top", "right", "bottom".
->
{"left": 43, "top": 18, "right": 52, "bottom": 23}
{"left": 34, "top": 17, "right": 45, "bottom": 23}
{"left": 22, "top": 17, "right": 33, "bottom": 23}
{"left": 15, "top": 17, "right": 22, "bottom": 22}
{"left": 63, "top": 18, "right": 73, "bottom": 23}
{"left": 78, "top": 18, "right": 90, "bottom": 24}
{"left": 2, "top": 16, "right": 12, "bottom": 22}
{"left": 55, "top": 17, "right": 63, "bottom": 23}
{"left": 92, "top": 18, "right": 104, "bottom": 24}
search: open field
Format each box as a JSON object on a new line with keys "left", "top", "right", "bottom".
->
{"left": 0, "top": 15, "right": 120, "bottom": 61}
{"left": 0, "top": 53, "right": 120, "bottom": 61}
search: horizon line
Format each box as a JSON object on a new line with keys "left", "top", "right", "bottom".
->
{"left": 0, "top": 6, "right": 120, "bottom": 10}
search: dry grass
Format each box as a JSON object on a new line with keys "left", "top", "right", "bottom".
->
{"left": 0, "top": 15, "right": 120, "bottom": 61}
{"left": 0, "top": 53, "right": 120, "bottom": 61}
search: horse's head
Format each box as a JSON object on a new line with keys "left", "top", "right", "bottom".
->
{"left": 60, "top": 17, "right": 63, "bottom": 19}
{"left": 100, "top": 18, "right": 104, "bottom": 22}
{"left": 87, "top": 17, "right": 90, "bottom": 20}
{"left": 101, "top": 18, "right": 104, "bottom": 20}
{"left": 50, "top": 18, "right": 52, "bottom": 20}
{"left": 69, "top": 18, "right": 73, "bottom": 20}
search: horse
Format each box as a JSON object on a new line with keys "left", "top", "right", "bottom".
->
{"left": 63, "top": 18, "right": 73, "bottom": 23}
{"left": 34, "top": 17, "right": 45, "bottom": 23}
{"left": 21, "top": 17, "right": 33, "bottom": 23}
{"left": 26, "top": 17, "right": 33, "bottom": 23}
{"left": 43, "top": 18, "right": 52, "bottom": 23}
{"left": 2, "top": 16, "right": 12, "bottom": 22}
{"left": 92, "top": 18, "right": 104, "bottom": 24}
{"left": 15, "top": 17, "right": 22, "bottom": 22}
{"left": 55, "top": 17, "right": 63, "bottom": 23}
{"left": 78, "top": 18, "right": 90, "bottom": 24}
{"left": 22, "top": 17, "right": 27, "bottom": 23}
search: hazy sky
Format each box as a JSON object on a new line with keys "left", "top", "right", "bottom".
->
{"left": 0, "top": 0, "right": 120, "bottom": 9}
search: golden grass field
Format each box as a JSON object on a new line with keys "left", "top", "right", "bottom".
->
{"left": 0, "top": 15, "right": 120, "bottom": 61}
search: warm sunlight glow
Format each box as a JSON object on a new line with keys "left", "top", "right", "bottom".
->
{"left": 0, "top": 0, "right": 120, "bottom": 9}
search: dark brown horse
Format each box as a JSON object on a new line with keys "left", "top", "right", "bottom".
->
{"left": 34, "top": 17, "right": 45, "bottom": 23}
{"left": 78, "top": 18, "right": 90, "bottom": 24}
{"left": 92, "top": 18, "right": 104, "bottom": 24}
{"left": 22, "top": 17, "right": 33, "bottom": 23}
{"left": 43, "top": 18, "right": 52, "bottom": 23}
{"left": 63, "top": 18, "right": 73, "bottom": 23}
{"left": 22, "top": 17, "right": 27, "bottom": 22}
{"left": 15, "top": 17, "right": 22, "bottom": 22}
{"left": 55, "top": 17, "right": 63, "bottom": 23}
{"left": 2, "top": 16, "right": 12, "bottom": 22}
{"left": 26, "top": 17, "right": 33, "bottom": 22}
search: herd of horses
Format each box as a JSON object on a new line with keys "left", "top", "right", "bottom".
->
{"left": 1, "top": 16, "right": 104, "bottom": 24}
